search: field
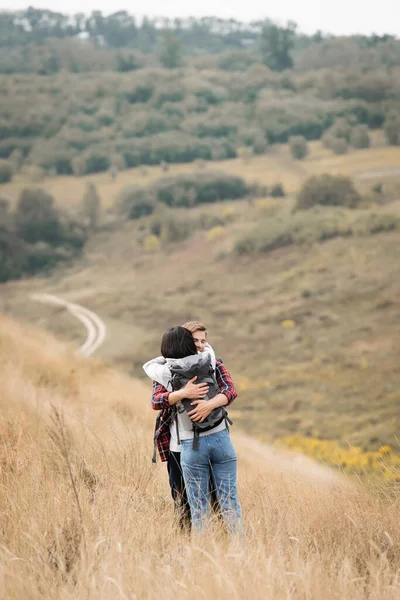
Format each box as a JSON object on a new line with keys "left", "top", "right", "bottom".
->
{"left": 1, "top": 313, "right": 400, "bottom": 600}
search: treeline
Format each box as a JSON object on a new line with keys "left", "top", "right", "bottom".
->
{"left": 0, "top": 9, "right": 399, "bottom": 75}
{"left": 1, "top": 64, "right": 399, "bottom": 177}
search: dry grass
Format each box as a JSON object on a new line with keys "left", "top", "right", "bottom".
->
{"left": 1, "top": 313, "right": 400, "bottom": 599}
{"left": 2, "top": 132, "right": 400, "bottom": 211}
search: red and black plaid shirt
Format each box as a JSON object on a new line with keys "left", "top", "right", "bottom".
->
{"left": 151, "top": 360, "right": 237, "bottom": 462}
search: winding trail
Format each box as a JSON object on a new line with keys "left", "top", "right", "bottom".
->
{"left": 31, "top": 293, "right": 106, "bottom": 357}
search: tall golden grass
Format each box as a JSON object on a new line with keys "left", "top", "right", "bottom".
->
{"left": 1, "top": 314, "right": 399, "bottom": 599}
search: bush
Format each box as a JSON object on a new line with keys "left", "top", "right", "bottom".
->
{"left": 81, "top": 183, "right": 101, "bottom": 230}
{"left": 296, "top": 175, "right": 361, "bottom": 210}
{"left": 143, "top": 234, "right": 160, "bottom": 251}
{"left": 350, "top": 124, "right": 370, "bottom": 149}
{"left": 154, "top": 172, "right": 249, "bottom": 207}
{"left": 115, "top": 185, "right": 155, "bottom": 219}
{"left": 270, "top": 183, "right": 286, "bottom": 198}
{"left": 234, "top": 207, "right": 400, "bottom": 255}
{"left": 0, "top": 160, "right": 13, "bottom": 183}
{"left": 330, "top": 137, "right": 348, "bottom": 155}
{"left": 384, "top": 112, "right": 400, "bottom": 146}
{"left": 289, "top": 136, "right": 309, "bottom": 160}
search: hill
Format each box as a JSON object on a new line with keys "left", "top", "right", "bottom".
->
{"left": 1, "top": 139, "right": 400, "bottom": 452}
{"left": 1, "top": 312, "right": 399, "bottom": 599}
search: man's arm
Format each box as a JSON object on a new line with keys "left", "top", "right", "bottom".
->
{"left": 143, "top": 356, "right": 170, "bottom": 387}
{"left": 203, "top": 343, "right": 216, "bottom": 371}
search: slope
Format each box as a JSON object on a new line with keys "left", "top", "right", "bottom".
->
{"left": 1, "top": 313, "right": 399, "bottom": 600}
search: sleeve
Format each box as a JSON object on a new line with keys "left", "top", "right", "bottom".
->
{"left": 215, "top": 361, "right": 237, "bottom": 405}
{"left": 151, "top": 381, "right": 171, "bottom": 411}
{"left": 143, "top": 356, "right": 170, "bottom": 387}
{"left": 204, "top": 343, "right": 216, "bottom": 371}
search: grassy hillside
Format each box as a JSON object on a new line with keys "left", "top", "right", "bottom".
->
{"left": 1, "top": 313, "right": 400, "bottom": 599}
{"left": 1, "top": 137, "right": 400, "bottom": 452}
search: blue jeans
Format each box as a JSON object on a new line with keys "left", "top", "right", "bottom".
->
{"left": 180, "top": 429, "right": 242, "bottom": 532}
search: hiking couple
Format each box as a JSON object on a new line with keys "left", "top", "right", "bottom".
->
{"left": 143, "top": 321, "right": 242, "bottom": 533}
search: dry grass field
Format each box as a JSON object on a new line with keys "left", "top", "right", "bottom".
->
{"left": 1, "top": 313, "right": 400, "bottom": 600}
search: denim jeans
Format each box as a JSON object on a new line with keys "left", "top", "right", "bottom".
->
{"left": 180, "top": 428, "right": 242, "bottom": 532}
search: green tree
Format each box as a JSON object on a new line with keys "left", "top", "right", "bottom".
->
{"left": 14, "top": 188, "right": 61, "bottom": 244}
{"left": 82, "top": 183, "right": 101, "bottom": 230}
{"left": 159, "top": 32, "right": 181, "bottom": 69}
{"left": 260, "top": 21, "right": 296, "bottom": 71}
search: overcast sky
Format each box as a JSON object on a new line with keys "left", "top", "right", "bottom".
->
{"left": 3, "top": 1, "right": 400, "bottom": 36}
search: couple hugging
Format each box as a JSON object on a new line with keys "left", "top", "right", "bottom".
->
{"left": 143, "top": 321, "right": 242, "bottom": 533}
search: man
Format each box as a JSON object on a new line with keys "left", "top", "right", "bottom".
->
{"left": 143, "top": 321, "right": 237, "bottom": 531}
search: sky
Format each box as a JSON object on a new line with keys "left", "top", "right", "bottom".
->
{"left": 2, "top": 0, "right": 400, "bottom": 37}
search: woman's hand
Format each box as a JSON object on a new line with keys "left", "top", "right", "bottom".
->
{"left": 182, "top": 376, "right": 209, "bottom": 399}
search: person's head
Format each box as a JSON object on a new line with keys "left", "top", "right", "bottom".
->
{"left": 161, "top": 326, "right": 198, "bottom": 359}
{"left": 182, "top": 320, "right": 208, "bottom": 353}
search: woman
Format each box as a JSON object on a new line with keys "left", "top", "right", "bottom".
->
{"left": 144, "top": 326, "right": 242, "bottom": 532}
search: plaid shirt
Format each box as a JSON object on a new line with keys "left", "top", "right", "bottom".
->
{"left": 151, "top": 360, "right": 237, "bottom": 462}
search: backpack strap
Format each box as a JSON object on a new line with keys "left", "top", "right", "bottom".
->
{"left": 192, "top": 426, "right": 200, "bottom": 451}
{"left": 174, "top": 406, "right": 181, "bottom": 445}
{"left": 152, "top": 410, "right": 162, "bottom": 464}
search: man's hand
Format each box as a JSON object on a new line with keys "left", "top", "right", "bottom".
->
{"left": 187, "top": 400, "right": 214, "bottom": 423}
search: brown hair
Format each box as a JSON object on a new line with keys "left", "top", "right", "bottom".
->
{"left": 182, "top": 320, "right": 207, "bottom": 334}
{"left": 160, "top": 326, "right": 197, "bottom": 359}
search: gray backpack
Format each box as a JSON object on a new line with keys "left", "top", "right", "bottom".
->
{"left": 169, "top": 354, "right": 231, "bottom": 450}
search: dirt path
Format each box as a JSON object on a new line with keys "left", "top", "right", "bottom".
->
{"left": 31, "top": 293, "right": 106, "bottom": 357}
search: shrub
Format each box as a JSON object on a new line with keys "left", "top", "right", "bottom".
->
{"left": 21, "top": 165, "right": 45, "bottom": 183}
{"left": 237, "top": 146, "right": 253, "bottom": 163}
{"left": 82, "top": 151, "right": 110, "bottom": 175}
{"left": 327, "top": 118, "right": 352, "bottom": 142}
{"left": 71, "top": 156, "right": 87, "bottom": 177}
{"left": 81, "top": 183, "right": 101, "bottom": 230}
{"left": 115, "top": 186, "right": 155, "bottom": 219}
{"left": 0, "top": 160, "right": 13, "bottom": 183}
{"left": 9, "top": 149, "right": 23, "bottom": 171}
{"left": 330, "top": 137, "right": 348, "bottom": 155}
{"left": 235, "top": 208, "right": 353, "bottom": 255}
{"left": 296, "top": 175, "right": 361, "bottom": 210}
{"left": 384, "top": 112, "right": 400, "bottom": 146}
{"left": 154, "top": 172, "right": 249, "bottom": 207}
{"left": 270, "top": 183, "right": 286, "bottom": 198}
{"left": 234, "top": 207, "right": 399, "bottom": 256}
{"left": 143, "top": 234, "right": 161, "bottom": 251}
{"left": 207, "top": 225, "right": 226, "bottom": 241}
{"left": 289, "top": 136, "right": 309, "bottom": 160}
{"left": 350, "top": 124, "right": 370, "bottom": 149}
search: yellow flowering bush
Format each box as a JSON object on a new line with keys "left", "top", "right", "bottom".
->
{"left": 143, "top": 234, "right": 160, "bottom": 251}
{"left": 207, "top": 226, "right": 226, "bottom": 241}
{"left": 277, "top": 435, "right": 400, "bottom": 481}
